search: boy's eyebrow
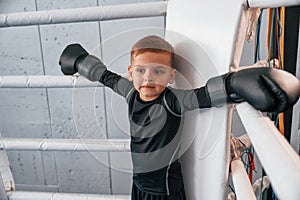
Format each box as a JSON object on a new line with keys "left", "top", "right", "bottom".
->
{"left": 131, "top": 65, "right": 146, "bottom": 70}
{"left": 131, "top": 65, "right": 144, "bottom": 68}
{"left": 132, "top": 64, "right": 171, "bottom": 68}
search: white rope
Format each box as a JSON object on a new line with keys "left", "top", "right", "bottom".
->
{"left": 245, "top": 0, "right": 300, "bottom": 8}
{"left": 0, "top": 138, "right": 130, "bottom": 152}
{"left": 0, "top": 75, "right": 101, "bottom": 88}
{"left": 236, "top": 102, "right": 300, "bottom": 200}
{"left": 231, "top": 159, "right": 256, "bottom": 200}
{"left": 227, "top": 176, "right": 270, "bottom": 200}
{"left": 0, "top": 176, "right": 8, "bottom": 200}
{"left": 0, "top": 2, "right": 168, "bottom": 28}
{"left": 0, "top": 151, "right": 15, "bottom": 192}
{"left": 7, "top": 191, "right": 130, "bottom": 200}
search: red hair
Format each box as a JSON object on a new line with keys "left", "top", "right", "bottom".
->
{"left": 130, "top": 35, "right": 174, "bottom": 65}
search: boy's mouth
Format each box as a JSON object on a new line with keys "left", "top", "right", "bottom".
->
{"left": 140, "top": 85, "right": 155, "bottom": 89}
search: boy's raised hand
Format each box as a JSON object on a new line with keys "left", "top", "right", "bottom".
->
{"left": 206, "top": 67, "right": 300, "bottom": 113}
{"left": 59, "top": 43, "right": 107, "bottom": 82}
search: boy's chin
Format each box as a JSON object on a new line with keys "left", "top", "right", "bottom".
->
{"left": 139, "top": 93, "right": 160, "bottom": 101}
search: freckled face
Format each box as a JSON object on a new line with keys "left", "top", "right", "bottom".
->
{"left": 128, "top": 52, "right": 176, "bottom": 102}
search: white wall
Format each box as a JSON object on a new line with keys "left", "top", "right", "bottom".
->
{"left": 0, "top": 0, "right": 165, "bottom": 195}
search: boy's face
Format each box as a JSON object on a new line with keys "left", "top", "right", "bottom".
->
{"left": 128, "top": 51, "right": 176, "bottom": 102}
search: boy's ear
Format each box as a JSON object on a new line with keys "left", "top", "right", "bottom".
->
{"left": 168, "top": 69, "right": 177, "bottom": 84}
{"left": 128, "top": 66, "right": 133, "bottom": 81}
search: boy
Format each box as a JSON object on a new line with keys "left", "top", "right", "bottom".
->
{"left": 59, "top": 36, "right": 299, "bottom": 200}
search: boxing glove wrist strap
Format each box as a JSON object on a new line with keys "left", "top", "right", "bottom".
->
{"left": 77, "top": 55, "right": 107, "bottom": 82}
{"left": 206, "top": 74, "right": 228, "bottom": 107}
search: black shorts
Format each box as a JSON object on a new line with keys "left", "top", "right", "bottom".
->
{"left": 131, "top": 183, "right": 186, "bottom": 200}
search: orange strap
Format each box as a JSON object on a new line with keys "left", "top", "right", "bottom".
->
{"left": 267, "top": 8, "right": 273, "bottom": 60}
{"left": 267, "top": 8, "right": 285, "bottom": 135}
{"left": 278, "top": 7, "right": 285, "bottom": 135}
{"left": 280, "top": 7, "right": 285, "bottom": 70}
{"left": 279, "top": 112, "right": 285, "bottom": 135}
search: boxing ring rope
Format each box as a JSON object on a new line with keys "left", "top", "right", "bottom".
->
{"left": 0, "top": 75, "right": 100, "bottom": 88}
{"left": 1, "top": 0, "right": 299, "bottom": 28}
{"left": 245, "top": 0, "right": 300, "bottom": 8}
{"left": 228, "top": 176, "right": 270, "bottom": 199}
{"left": 236, "top": 102, "right": 300, "bottom": 199}
{"left": 0, "top": 0, "right": 298, "bottom": 28}
{"left": 0, "top": 138, "right": 130, "bottom": 152}
{"left": 0, "top": 151, "right": 15, "bottom": 192}
{"left": 231, "top": 159, "right": 257, "bottom": 200}
{"left": 0, "top": 60, "right": 274, "bottom": 89}
{"left": 0, "top": 1, "right": 167, "bottom": 28}
{"left": 0, "top": 175, "right": 7, "bottom": 200}
{"left": 7, "top": 191, "right": 130, "bottom": 200}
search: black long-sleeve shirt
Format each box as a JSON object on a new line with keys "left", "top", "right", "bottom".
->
{"left": 100, "top": 69, "right": 211, "bottom": 195}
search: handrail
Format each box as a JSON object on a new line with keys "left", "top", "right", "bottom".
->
{"left": 0, "top": 2, "right": 168, "bottom": 28}
{"left": 7, "top": 191, "right": 130, "bottom": 200}
{"left": 0, "top": 75, "right": 100, "bottom": 88}
{"left": 0, "top": 138, "right": 130, "bottom": 152}
{"left": 237, "top": 102, "right": 300, "bottom": 200}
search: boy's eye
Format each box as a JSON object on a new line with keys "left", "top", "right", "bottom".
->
{"left": 154, "top": 69, "right": 166, "bottom": 75}
{"left": 135, "top": 68, "right": 145, "bottom": 73}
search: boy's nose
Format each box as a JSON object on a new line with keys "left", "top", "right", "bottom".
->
{"left": 144, "top": 71, "right": 154, "bottom": 82}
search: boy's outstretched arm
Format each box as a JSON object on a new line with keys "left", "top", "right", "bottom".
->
{"left": 206, "top": 67, "right": 300, "bottom": 113}
{"left": 58, "top": 43, "right": 299, "bottom": 113}
{"left": 59, "top": 43, "right": 107, "bottom": 81}
{"left": 59, "top": 43, "right": 134, "bottom": 99}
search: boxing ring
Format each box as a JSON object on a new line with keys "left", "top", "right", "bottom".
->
{"left": 0, "top": 0, "right": 300, "bottom": 199}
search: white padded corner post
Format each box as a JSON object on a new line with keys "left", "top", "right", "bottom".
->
{"left": 166, "top": 0, "right": 244, "bottom": 199}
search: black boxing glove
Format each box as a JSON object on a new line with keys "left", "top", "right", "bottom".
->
{"left": 206, "top": 67, "right": 300, "bottom": 113}
{"left": 59, "top": 43, "right": 107, "bottom": 81}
